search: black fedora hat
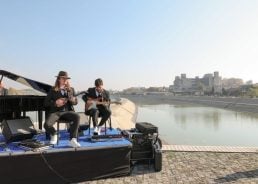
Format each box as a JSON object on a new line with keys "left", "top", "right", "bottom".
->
{"left": 56, "top": 71, "right": 71, "bottom": 79}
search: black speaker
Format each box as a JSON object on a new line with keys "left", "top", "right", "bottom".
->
{"left": 2, "top": 117, "right": 37, "bottom": 142}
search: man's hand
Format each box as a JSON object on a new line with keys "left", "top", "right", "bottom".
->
{"left": 56, "top": 98, "right": 67, "bottom": 107}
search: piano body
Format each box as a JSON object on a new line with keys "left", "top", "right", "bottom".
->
{"left": 0, "top": 70, "right": 52, "bottom": 129}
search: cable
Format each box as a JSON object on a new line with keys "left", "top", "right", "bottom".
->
{"left": 40, "top": 152, "right": 72, "bottom": 183}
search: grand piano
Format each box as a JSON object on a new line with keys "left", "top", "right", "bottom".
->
{"left": 0, "top": 70, "right": 52, "bottom": 129}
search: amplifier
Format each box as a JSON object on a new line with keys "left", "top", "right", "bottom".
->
{"left": 2, "top": 117, "right": 37, "bottom": 142}
{"left": 122, "top": 129, "right": 153, "bottom": 160}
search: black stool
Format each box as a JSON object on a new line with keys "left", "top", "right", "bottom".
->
{"left": 56, "top": 119, "right": 71, "bottom": 145}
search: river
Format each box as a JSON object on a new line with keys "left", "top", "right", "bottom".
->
{"left": 137, "top": 104, "right": 258, "bottom": 146}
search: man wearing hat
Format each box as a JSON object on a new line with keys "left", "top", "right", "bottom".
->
{"left": 44, "top": 71, "right": 81, "bottom": 147}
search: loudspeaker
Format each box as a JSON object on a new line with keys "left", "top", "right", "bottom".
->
{"left": 2, "top": 117, "right": 37, "bottom": 142}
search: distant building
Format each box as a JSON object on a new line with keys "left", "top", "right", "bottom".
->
{"left": 245, "top": 80, "right": 253, "bottom": 85}
{"left": 171, "top": 71, "right": 222, "bottom": 95}
{"left": 122, "top": 87, "right": 146, "bottom": 95}
{"left": 213, "top": 72, "right": 223, "bottom": 94}
{"left": 122, "top": 86, "right": 169, "bottom": 95}
{"left": 222, "top": 78, "right": 243, "bottom": 89}
{"left": 254, "top": 83, "right": 258, "bottom": 87}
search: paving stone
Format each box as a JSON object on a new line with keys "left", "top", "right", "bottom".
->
{"left": 80, "top": 151, "right": 258, "bottom": 184}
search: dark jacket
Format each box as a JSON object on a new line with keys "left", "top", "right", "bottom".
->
{"left": 44, "top": 87, "right": 77, "bottom": 113}
{"left": 82, "top": 87, "right": 110, "bottom": 103}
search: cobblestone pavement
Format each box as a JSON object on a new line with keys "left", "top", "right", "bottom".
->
{"left": 81, "top": 151, "right": 258, "bottom": 184}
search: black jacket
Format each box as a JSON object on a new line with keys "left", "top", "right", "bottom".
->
{"left": 44, "top": 87, "right": 77, "bottom": 113}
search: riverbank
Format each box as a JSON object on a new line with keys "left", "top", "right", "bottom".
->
{"left": 119, "top": 94, "right": 258, "bottom": 115}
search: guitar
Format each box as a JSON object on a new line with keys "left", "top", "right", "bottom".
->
{"left": 85, "top": 97, "right": 121, "bottom": 111}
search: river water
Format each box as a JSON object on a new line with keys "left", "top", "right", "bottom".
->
{"left": 136, "top": 104, "right": 258, "bottom": 146}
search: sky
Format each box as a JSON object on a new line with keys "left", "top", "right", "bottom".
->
{"left": 0, "top": 0, "right": 258, "bottom": 91}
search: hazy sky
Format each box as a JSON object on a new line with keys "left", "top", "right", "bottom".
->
{"left": 1, "top": 0, "right": 258, "bottom": 90}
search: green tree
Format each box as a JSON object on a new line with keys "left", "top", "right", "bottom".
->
{"left": 247, "top": 87, "right": 258, "bottom": 97}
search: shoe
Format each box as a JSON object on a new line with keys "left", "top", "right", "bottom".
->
{"left": 50, "top": 134, "right": 57, "bottom": 145}
{"left": 69, "top": 138, "right": 81, "bottom": 148}
{"left": 94, "top": 126, "right": 98, "bottom": 135}
{"left": 98, "top": 127, "right": 102, "bottom": 135}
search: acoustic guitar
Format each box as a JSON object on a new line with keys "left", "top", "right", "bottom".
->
{"left": 85, "top": 97, "right": 121, "bottom": 111}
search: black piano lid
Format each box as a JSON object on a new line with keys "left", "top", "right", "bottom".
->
{"left": 0, "top": 70, "right": 52, "bottom": 94}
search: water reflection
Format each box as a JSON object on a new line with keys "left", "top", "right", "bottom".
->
{"left": 137, "top": 104, "right": 258, "bottom": 146}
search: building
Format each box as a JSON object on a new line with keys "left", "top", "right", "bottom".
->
{"left": 171, "top": 71, "right": 222, "bottom": 95}
{"left": 222, "top": 78, "right": 243, "bottom": 89}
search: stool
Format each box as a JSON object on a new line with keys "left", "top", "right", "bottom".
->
{"left": 88, "top": 115, "right": 112, "bottom": 135}
{"left": 56, "top": 119, "right": 71, "bottom": 145}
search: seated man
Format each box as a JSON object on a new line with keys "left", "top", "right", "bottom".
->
{"left": 0, "top": 81, "right": 8, "bottom": 96}
{"left": 83, "top": 78, "right": 111, "bottom": 135}
{"left": 44, "top": 71, "right": 81, "bottom": 147}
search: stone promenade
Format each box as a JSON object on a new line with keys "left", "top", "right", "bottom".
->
{"left": 81, "top": 151, "right": 258, "bottom": 184}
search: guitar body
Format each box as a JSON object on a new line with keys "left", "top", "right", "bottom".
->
{"left": 85, "top": 97, "right": 109, "bottom": 112}
{"left": 84, "top": 97, "right": 121, "bottom": 112}
{"left": 84, "top": 87, "right": 120, "bottom": 112}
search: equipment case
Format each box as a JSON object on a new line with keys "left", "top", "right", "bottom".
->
{"left": 136, "top": 122, "right": 158, "bottom": 134}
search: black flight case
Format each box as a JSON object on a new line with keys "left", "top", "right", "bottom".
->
{"left": 122, "top": 122, "right": 162, "bottom": 172}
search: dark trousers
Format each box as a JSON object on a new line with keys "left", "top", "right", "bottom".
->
{"left": 86, "top": 105, "right": 111, "bottom": 127}
{"left": 44, "top": 111, "right": 80, "bottom": 139}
